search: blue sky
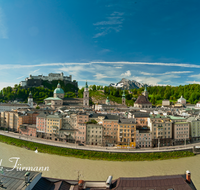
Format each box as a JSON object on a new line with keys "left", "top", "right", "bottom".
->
{"left": 0, "top": 0, "right": 200, "bottom": 90}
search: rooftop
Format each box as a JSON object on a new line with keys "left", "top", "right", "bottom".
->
{"left": 134, "top": 95, "right": 152, "bottom": 104}
{"left": 0, "top": 166, "right": 41, "bottom": 190}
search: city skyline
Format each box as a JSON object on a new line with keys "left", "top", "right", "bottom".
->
{"left": 0, "top": 0, "right": 200, "bottom": 90}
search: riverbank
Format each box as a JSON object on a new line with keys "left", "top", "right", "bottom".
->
{"left": 0, "top": 135, "right": 195, "bottom": 161}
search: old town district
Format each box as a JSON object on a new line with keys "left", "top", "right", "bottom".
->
{"left": 0, "top": 82, "right": 200, "bottom": 148}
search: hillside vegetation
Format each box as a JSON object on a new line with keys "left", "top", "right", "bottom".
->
{"left": 1, "top": 83, "right": 200, "bottom": 106}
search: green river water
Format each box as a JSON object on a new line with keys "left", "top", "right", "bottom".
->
{"left": 0, "top": 142, "right": 199, "bottom": 188}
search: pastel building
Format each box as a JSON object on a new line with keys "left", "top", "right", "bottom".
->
{"left": 136, "top": 129, "right": 152, "bottom": 148}
{"left": 46, "top": 114, "right": 62, "bottom": 136}
{"left": 36, "top": 113, "right": 48, "bottom": 135}
{"left": 76, "top": 113, "right": 89, "bottom": 144}
{"left": 86, "top": 124, "right": 103, "bottom": 145}
{"left": 169, "top": 116, "right": 189, "bottom": 145}
{"left": 187, "top": 117, "right": 200, "bottom": 142}
{"left": 118, "top": 118, "right": 136, "bottom": 146}
{"left": 177, "top": 95, "right": 186, "bottom": 105}
{"left": 102, "top": 115, "right": 119, "bottom": 146}
{"left": 148, "top": 114, "right": 173, "bottom": 147}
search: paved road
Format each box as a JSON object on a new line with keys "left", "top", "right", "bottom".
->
{"left": 0, "top": 130, "right": 199, "bottom": 153}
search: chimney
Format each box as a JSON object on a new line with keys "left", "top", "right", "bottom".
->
{"left": 186, "top": 170, "right": 191, "bottom": 183}
{"left": 78, "top": 180, "right": 84, "bottom": 190}
{"left": 106, "top": 176, "right": 113, "bottom": 189}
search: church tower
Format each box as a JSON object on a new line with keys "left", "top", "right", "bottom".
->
{"left": 122, "top": 90, "right": 126, "bottom": 105}
{"left": 106, "top": 96, "right": 110, "bottom": 105}
{"left": 142, "top": 85, "right": 149, "bottom": 100}
{"left": 28, "top": 91, "right": 33, "bottom": 108}
{"left": 83, "top": 82, "right": 89, "bottom": 107}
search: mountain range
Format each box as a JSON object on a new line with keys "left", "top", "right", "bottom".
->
{"left": 109, "top": 78, "right": 147, "bottom": 90}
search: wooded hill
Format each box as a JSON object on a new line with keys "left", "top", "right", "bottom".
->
{"left": 0, "top": 83, "right": 200, "bottom": 106}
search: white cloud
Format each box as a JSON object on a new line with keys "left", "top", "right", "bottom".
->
{"left": 121, "top": 70, "right": 131, "bottom": 77}
{"left": 186, "top": 81, "right": 200, "bottom": 84}
{"left": 16, "top": 75, "right": 25, "bottom": 79}
{"left": 91, "top": 61, "right": 200, "bottom": 68}
{"left": 141, "top": 71, "right": 193, "bottom": 76}
{"left": 99, "top": 49, "right": 111, "bottom": 54}
{"left": 94, "top": 73, "right": 108, "bottom": 79}
{"left": 189, "top": 74, "right": 200, "bottom": 78}
{"left": 0, "top": 82, "right": 15, "bottom": 90}
{"left": 165, "top": 71, "right": 192, "bottom": 74}
{"left": 130, "top": 76, "right": 162, "bottom": 86}
{"left": 0, "top": 61, "right": 200, "bottom": 71}
{"left": 32, "top": 69, "right": 40, "bottom": 74}
{"left": 93, "top": 11, "right": 124, "bottom": 38}
{"left": 0, "top": 7, "right": 8, "bottom": 39}
{"left": 116, "top": 67, "right": 122, "bottom": 69}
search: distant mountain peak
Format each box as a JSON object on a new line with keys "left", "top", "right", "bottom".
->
{"left": 109, "top": 78, "right": 148, "bottom": 90}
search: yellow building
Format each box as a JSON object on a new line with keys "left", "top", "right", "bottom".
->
{"left": 46, "top": 114, "right": 62, "bottom": 134}
{"left": 118, "top": 119, "right": 136, "bottom": 146}
{"left": 1, "top": 111, "right": 18, "bottom": 132}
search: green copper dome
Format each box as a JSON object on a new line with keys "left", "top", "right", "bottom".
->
{"left": 54, "top": 88, "right": 64, "bottom": 94}
{"left": 106, "top": 96, "right": 110, "bottom": 103}
{"left": 54, "top": 83, "right": 64, "bottom": 94}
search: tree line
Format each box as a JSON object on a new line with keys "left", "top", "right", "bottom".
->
{"left": 1, "top": 83, "right": 200, "bottom": 105}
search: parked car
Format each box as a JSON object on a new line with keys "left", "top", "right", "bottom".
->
{"left": 78, "top": 143, "right": 84, "bottom": 146}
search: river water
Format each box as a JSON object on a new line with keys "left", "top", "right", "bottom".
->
{"left": 0, "top": 142, "right": 199, "bottom": 188}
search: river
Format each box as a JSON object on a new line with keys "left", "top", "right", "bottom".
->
{"left": 0, "top": 142, "right": 199, "bottom": 188}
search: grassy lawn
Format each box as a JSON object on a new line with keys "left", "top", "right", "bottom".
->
{"left": 0, "top": 135, "right": 195, "bottom": 161}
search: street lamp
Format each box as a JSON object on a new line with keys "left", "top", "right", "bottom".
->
{"left": 185, "top": 135, "right": 187, "bottom": 147}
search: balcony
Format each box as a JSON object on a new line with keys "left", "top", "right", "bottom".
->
{"left": 119, "top": 136, "right": 122, "bottom": 138}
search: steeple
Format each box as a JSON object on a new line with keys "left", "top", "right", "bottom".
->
{"left": 106, "top": 96, "right": 110, "bottom": 105}
{"left": 144, "top": 85, "right": 147, "bottom": 92}
{"left": 83, "top": 81, "right": 89, "bottom": 107}
{"left": 29, "top": 91, "right": 32, "bottom": 98}
{"left": 57, "top": 82, "right": 61, "bottom": 88}
{"left": 122, "top": 90, "right": 126, "bottom": 97}
{"left": 142, "top": 84, "right": 149, "bottom": 100}
{"left": 122, "top": 90, "right": 126, "bottom": 105}
{"left": 28, "top": 91, "right": 33, "bottom": 108}
{"left": 85, "top": 81, "right": 88, "bottom": 89}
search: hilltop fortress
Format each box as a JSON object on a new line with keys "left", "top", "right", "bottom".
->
{"left": 20, "top": 72, "right": 78, "bottom": 88}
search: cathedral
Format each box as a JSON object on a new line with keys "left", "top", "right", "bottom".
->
{"left": 44, "top": 82, "right": 90, "bottom": 109}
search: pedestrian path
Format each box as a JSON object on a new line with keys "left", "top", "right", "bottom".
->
{"left": 0, "top": 130, "right": 197, "bottom": 153}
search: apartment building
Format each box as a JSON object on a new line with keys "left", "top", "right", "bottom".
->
{"left": 46, "top": 114, "right": 62, "bottom": 140}
{"left": 128, "top": 111, "right": 150, "bottom": 128}
{"left": 102, "top": 115, "right": 119, "bottom": 146}
{"left": 61, "top": 116, "right": 76, "bottom": 142}
{"left": 0, "top": 103, "right": 30, "bottom": 112}
{"left": 36, "top": 113, "right": 48, "bottom": 135}
{"left": 136, "top": 129, "right": 152, "bottom": 148}
{"left": 169, "top": 116, "right": 190, "bottom": 145}
{"left": 19, "top": 124, "right": 37, "bottom": 137}
{"left": 86, "top": 124, "right": 103, "bottom": 145}
{"left": 187, "top": 117, "right": 200, "bottom": 142}
{"left": 18, "top": 111, "right": 39, "bottom": 131}
{"left": 1, "top": 111, "right": 18, "bottom": 132}
{"left": 76, "top": 113, "right": 89, "bottom": 144}
{"left": 118, "top": 118, "right": 136, "bottom": 146}
{"left": 148, "top": 114, "right": 173, "bottom": 147}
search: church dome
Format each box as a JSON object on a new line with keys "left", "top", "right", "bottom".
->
{"left": 54, "top": 83, "right": 64, "bottom": 94}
